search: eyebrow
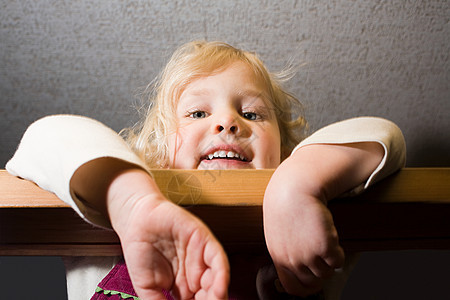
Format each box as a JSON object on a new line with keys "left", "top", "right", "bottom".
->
{"left": 186, "top": 88, "right": 264, "bottom": 97}
{"left": 181, "top": 88, "right": 271, "bottom": 110}
{"left": 185, "top": 89, "right": 212, "bottom": 97}
{"left": 236, "top": 89, "right": 264, "bottom": 99}
{"left": 237, "top": 89, "right": 273, "bottom": 110}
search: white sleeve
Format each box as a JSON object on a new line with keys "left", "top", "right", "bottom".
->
{"left": 292, "top": 117, "right": 406, "bottom": 194}
{"left": 6, "top": 115, "right": 147, "bottom": 228}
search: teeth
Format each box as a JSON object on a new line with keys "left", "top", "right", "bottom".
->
{"left": 207, "top": 150, "right": 246, "bottom": 161}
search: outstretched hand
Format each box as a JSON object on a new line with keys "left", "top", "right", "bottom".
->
{"left": 107, "top": 169, "right": 230, "bottom": 300}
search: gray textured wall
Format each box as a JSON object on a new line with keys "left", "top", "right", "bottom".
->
{"left": 1, "top": 0, "right": 449, "bottom": 299}
{"left": 1, "top": 0, "right": 449, "bottom": 167}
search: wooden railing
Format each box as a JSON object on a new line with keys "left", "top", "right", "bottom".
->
{"left": 1, "top": 168, "right": 449, "bottom": 256}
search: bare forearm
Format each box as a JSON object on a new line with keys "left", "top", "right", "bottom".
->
{"left": 280, "top": 142, "right": 384, "bottom": 203}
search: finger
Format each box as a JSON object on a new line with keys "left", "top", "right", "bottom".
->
{"left": 203, "top": 239, "right": 229, "bottom": 298}
{"left": 200, "top": 268, "right": 213, "bottom": 290}
{"left": 199, "top": 268, "right": 229, "bottom": 300}
{"left": 293, "top": 264, "right": 324, "bottom": 288}
{"left": 185, "top": 228, "right": 208, "bottom": 292}
{"left": 211, "top": 264, "right": 229, "bottom": 299}
{"left": 123, "top": 243, "right": 175, "bottom": 297}
{"left": 323, "top": 245, "right": 345, "bottom": 269}
{"left": 198, "top": 267, "right": 229, "bottom": 299}
{"left": 196, "top": 288, "right": 228, "bottom": 300}
{"left": 276, "top": 265, "right": 323, "bottom": 297}
{"left": 308, "top": 256, "right": 336, "bottom": 278}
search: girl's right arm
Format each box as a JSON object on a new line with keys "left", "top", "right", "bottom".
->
{"left": 6, "top": 115, "right": 229, "bottom": 299}
{"left": 6, "top": 115, "right": 146, "bottom": 227}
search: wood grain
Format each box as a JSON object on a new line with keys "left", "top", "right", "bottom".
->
{"left": 1, "top": 168, "right": 449, "bottom": 255}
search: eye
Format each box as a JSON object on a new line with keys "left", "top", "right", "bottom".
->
{"left": 243, "top": 112, "right": 260, "bottom": 121}
{"left": 189, "top": 110, "right": 208, "bottom": 119}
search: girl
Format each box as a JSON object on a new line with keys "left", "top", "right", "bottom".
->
{"left": 7, "top": 41, "right": 406, "bottom": 299}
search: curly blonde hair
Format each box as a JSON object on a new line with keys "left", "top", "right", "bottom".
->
{"left": 122, "top": 41, "right": 306, "bottom": 168}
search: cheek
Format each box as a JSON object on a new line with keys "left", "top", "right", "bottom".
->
{"left": 268, "top": 133, "right": 281, "bottom": 166}
{"left": 256, "top": 126, "right": 281, "bottom": 167}
{"left": 167, "top": 131, "right": 179, "bottom": 166}
{"left": 167, "top": 128, "right": 189, "bottom": 165}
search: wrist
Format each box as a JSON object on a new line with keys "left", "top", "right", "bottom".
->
{"left": 288, "top": 142, "right": 383, "bottom": 201}
{"left": 106, "top": 168, "right": 167, "bottom": 236}
{"left": 276, "top": 152, "right": 328, "bottom": 204}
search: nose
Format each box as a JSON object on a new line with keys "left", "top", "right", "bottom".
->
{"left": 213, "top": 113, "right": 242, "bottom": 135}
{"left": 216, "top": 124, "right": 237, "bottom": 133}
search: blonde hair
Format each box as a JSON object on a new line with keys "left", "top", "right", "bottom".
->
{"left": 122, "top": 41, "right": 306, "bottom": 168}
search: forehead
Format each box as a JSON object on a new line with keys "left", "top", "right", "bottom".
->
{"left": 179, "top": 61, "right": 272, "bottom": 104}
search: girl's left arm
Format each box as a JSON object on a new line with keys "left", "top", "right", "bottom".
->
{"left": 263, "top": 117, "right": 406, "bottom": 297}
{"left": 291, "top": 116, "right": 406, "bottom": 192}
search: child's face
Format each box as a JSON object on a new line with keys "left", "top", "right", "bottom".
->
{"left": 168, "top": 61, "right": 281, "bottom": 169}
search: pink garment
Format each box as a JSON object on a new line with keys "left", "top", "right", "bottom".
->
{"left": 90, "top": 260, "right": 174, "bottom": 299}
{"left": 91, "top": 260, "right": 243, "bottom": 300}
{"left": 90, "top": 256, "right": 319, "bottom": 299}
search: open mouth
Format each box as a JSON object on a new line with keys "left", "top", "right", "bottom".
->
{"left": 203, "top": 150, "right": 249, "bottom": 162}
